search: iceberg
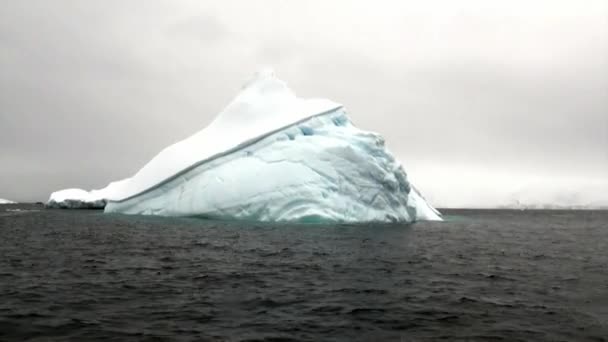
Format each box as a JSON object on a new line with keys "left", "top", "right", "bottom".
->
{"left": 0, "top": 198, "right": 16, "bottom": 204}
{"left": 47, "top": 178, "right": 130, "bottom": 209}
{"left": 48, "top": 69, "right": 442, "bottom": 223}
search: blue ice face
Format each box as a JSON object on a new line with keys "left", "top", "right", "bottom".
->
{"left": 106, "top": 109, "right": 442, "bottom": 223}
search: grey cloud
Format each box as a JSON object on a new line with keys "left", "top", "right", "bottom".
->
{"left": 168, "top": 14, "right": 231, "bottom": 43}
{"left": 0, "top": 1, "right": 606, "bottom": 206}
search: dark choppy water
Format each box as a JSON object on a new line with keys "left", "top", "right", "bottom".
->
{"left": 0, "top": 204, "right": 607, "bottom": 341}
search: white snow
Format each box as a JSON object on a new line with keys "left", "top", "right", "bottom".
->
{"left": 0, "top": 198, "right": 16, "bottom": 204}
{"left": 111, "top": 68, "right": 341, "bottom": 201}
{"left": 48, "top": 70, "right": 442, "bottom": 222}
{"left": 47, "top": 178, "right": 130, "bottom": 209}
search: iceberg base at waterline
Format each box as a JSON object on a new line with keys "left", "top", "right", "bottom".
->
{"left": 47, "top": 70, "right": 442, "bottom": 223}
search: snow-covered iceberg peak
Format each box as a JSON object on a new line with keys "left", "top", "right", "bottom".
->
{"left": 113, "top": 68, "right": 342, "bottom": 201}
{"left": 213, "top": 67, "right": 339, "bottom": 132}
{"left": 48, "top": 70, "right": 442, "bottom": 222}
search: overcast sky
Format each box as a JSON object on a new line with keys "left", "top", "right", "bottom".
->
{"left": 1, "top": 0, "right": 607, "bottom": 207}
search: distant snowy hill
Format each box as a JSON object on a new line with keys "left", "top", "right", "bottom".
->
{"left": 0, "top": 198, "right": 16, "bottom": 204}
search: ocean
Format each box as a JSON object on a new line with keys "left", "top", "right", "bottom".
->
{"left": 0, "top": 204, "right": 606, "bottom": 341}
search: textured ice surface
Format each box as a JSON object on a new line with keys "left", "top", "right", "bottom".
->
{"left": 106, "top": 110, "right": 441, "bottom": 222}
{"left": 0, "top": 198, "right": 16, "bottom": 204}
{"left": 48, "top": 70, "right": 441, "bottom": 222}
